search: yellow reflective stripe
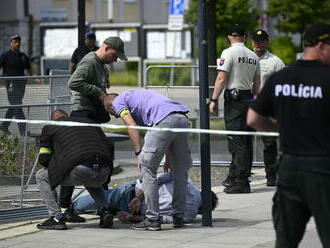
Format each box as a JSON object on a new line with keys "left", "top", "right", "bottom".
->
{"left": 39, "top": 147, "right": 53, "bottom": 154}
{"left": 120, "top": 109, "right": 131, "bottom": 118}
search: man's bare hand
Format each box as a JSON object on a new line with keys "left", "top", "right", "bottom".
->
{"left": 129, "top": 197, "right": 141, "bottom": 214}
{"left": 209, "top": 101, "right": 218, "bottom": 115}
{"left": 164, "top": 159, "right": 171, "bottom": 172}
{"left": 103, "top": 95, "right": 112, "bottom": 112}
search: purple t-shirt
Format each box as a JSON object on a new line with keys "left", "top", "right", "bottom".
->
{"left": 112, "top": 89, "right": 189, "bottom": 126}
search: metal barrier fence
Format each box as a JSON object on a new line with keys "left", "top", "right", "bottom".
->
{"left": 144, "top": 64, "right": 267, "bottom": 166}
{"left": 0, "top": 102, "right": 73, "bottom": 211}
{"left": 0, "top": 72, "right": 270, "bottom": 217}
{"left": 0, "top": 74, "right": 72, "bottom": 212}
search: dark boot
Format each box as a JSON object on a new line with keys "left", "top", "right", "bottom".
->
{"left": 222, "top": 175, "right": 235, "bottom": 187}
{"left": 222, "top": 163, "right": 236, "bottom": 187}
{"left": 63, "top": 205, "right": 86, "bottom": 223}
{"left": 99, "top": 209, "right": 114, "bottom": 228}
{"left": 224, "top": 180, "right": 251, "bottom": 194}
{"left": 173, "top": 215, "right": 185, "bottom": 228}
{"left": 266, "top": 173, "right": 277, "bottom": 187}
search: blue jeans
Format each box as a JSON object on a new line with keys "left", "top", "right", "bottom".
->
{"left": 74, "top": 181, "right": 136, "bottom": 214}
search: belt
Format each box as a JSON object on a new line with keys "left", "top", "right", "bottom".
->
{"left": 225, "top": 89, "right": 252, "bottom": 100}
{"left": 170, "top": 111, "right": 188, "bottom": 118}
{"left": 80, "top": 162, "right": 102, "bottom": 172}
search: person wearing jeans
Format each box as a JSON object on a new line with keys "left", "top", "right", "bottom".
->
{"left": 104, "top": 89, "right": 193, "bottom": 231}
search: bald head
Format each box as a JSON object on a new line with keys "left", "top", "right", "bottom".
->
{"left": 51, "top": 110, "right": 68, "bottom": 120}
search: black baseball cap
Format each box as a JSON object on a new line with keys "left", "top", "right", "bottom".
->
{"left": 10, "top": 34, "right": 21, "bottom": 41}
{"left": 252, "top": 29, "right": 269, "bottom": 41}
{"left": 103, "top": 36, "right": 128, "bottom": 61}
{"left": 228, "top": 24, "right": 246, "bottom": 37}
{"left": 303, "top": 22, "right": 330, "bottom": 47}
{"left": 86, "top": 31, "right": 96, "bottom": 40}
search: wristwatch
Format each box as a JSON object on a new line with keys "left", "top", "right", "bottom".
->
{"left": 135, "top": 150, "right": 141, "bottom": 156}
{"left": 210, "top": 98, "right": 218, "bottom": 103}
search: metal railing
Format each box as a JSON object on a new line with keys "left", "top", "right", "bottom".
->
{"left": 0, "top": 102, "right": 73, "bottom": 209}
{"left": 144, "top": 64, "right": 266, "bottom": 166}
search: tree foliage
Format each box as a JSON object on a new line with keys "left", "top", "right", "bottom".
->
{"left": 268, "top": 0, "right": 330, "bottom": 35}
{"left": 185, "top": 0, "right": 259, "bottom": 36}
{"left": 270, "top": 36, "right": 297, "bottom": 65}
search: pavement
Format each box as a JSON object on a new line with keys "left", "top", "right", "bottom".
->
{"left": 0, "top": 168, "right": 323, "bottom": 248}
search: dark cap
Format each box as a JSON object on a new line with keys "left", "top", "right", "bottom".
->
{"left": 103, "top": 36, "right": 128, "bottom": 61}
{"left": 228, "top": 24, "right": 246, "bottom": 37}
{"left": 86, "top": 31, "right": 96, "bottom": 40}
{"left": 303, "top": 22, "right": 330, "bottom": 47}
{"left": 252, "top": 29, "right": 269, "bottom": 41}
{"left": 10, "top": 34, "right": 21, "bottom": 41}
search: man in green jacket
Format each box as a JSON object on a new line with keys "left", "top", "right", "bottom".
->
{"left": 68, "top": 36, "right": 127, "bottom": 123}
{"left": 60, "top": 37, "right": 127, "bottom": 223}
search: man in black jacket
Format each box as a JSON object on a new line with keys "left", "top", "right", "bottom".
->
{"left": 36, "top": 110, "right": 113, "bottom": 230}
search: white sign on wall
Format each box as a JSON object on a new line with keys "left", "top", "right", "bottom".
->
{"left": 44, "top": 28, "right": 77, "bottom": 57}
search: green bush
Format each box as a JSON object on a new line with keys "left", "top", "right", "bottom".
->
{"left": 270, "top": 36, "right": 298, "bottom": 65}
{"left": 0, "top": 134, "right": 39, "bottom": 176}
{"left": 110, "top": 62, "right": 139, "bottom": 86}
{"left": 147, "top": 63, "right": 193, "bottom": 87}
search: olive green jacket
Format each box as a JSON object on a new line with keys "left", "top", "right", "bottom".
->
{"left": 68, "top": 52, "right": 109, "bottom": 113}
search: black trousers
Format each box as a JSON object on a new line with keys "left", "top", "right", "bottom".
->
{"left": 224, "top": 96, "right": 253, "bottom": 181}
{"left": 59, "top": 110, "right": 114, "bottom": 208}
{"left": 1, "top": 81, "right": 26, "bottom": 135}
{"left": 273, "top": 155, "right": 330, "bottom": 248}
{"left": 261, "top": 136, "right": 278, "bottom": 179}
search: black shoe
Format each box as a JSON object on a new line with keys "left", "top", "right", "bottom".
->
{"left": 173, "top": 216, "right": 185, "bottom": 228}
{"left": 266, "top": 174, "right": 277, "bottom": 187}
{"left": 266, "top": 179, "right": 277, "bottom": 187}
{"left": 224, "top": 182, "right": 251, "bottom": 194}
{"left": 37, "top": 217, "right": 67, "bottom": 230}
{"left": 99, "top": 210, "right": 113, "bottom": 228}
{"left": 222, "top": 176, "right": 235, "bottom": 188}
{"left": 132, "top": 219, "right": 161, "bottom": 231}
{"left": 63, "top": 206, "right": 86, "bottom": 223}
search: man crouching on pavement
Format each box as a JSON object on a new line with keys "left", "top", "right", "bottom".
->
{"left": 36, "top": 110, "right": 113, "bottom": 230}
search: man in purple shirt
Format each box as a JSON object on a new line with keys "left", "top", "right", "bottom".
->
{"left": 104, "top": 89, "right": 192, "bottom": 230}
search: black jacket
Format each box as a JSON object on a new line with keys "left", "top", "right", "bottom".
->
{"left": 38, "top": 116, "right": 112, "bottom": 189}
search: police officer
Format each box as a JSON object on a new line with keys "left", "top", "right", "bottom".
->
{"left": 0, "top": 35, "right": 35, "bottom": 136}
{"left": 247, "top": 22, "right": 330, "bottom": 247}
{"left": 210, "top": 24, "right": 261, "bottom": 194}
{"left": 252, "top": 29, "right": 285, "bottom": 186}
{"left": 69, "top": 31, "right": 99, "bottom": 74}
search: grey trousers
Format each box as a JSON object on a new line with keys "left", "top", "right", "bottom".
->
{"left": 141, "top": 113, "right": 192, "bottom": 221}
{"left": 36, "top": 165, "right": 110, "bottom": 217}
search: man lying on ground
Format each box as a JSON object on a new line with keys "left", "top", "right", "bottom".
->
{"left": 73, "top": 173, "right": 219, "bottom": 224}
